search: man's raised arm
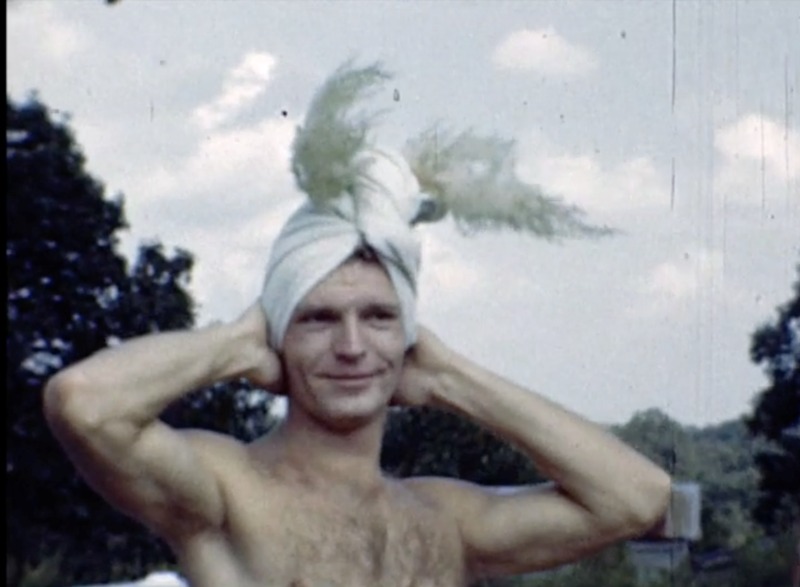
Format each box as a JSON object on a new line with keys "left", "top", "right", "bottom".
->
{"left": 398, "top": 327, "right": 672, "bottom": 580}
{"left": 43, "top": 304, "right": 280, "bottom": 540}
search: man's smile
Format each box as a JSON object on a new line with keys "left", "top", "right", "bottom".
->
{"left": 320, "top": 370, "right": 386, "bottom": 389}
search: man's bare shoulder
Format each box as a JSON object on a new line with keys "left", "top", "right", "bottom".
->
{"left": 177, "top": 428, "right": 251, "bottom": 467}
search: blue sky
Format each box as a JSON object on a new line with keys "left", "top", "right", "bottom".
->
{"left": 8, "top": 0, "right": 799, "bottom": 426}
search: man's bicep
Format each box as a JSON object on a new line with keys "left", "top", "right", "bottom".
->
{"left": 409, "top": 478, "right": 622, "bottom": 578}
{"left": 463, "top": 483, "right": 617, "bottom": 576}
{"left": 52, "top": 417, "right": 226, "bottom": 538}
{"left": 128, "top": 425, "right": 228, "bottom": 533}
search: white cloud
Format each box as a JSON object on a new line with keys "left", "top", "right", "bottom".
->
{"left": 714, "top": 113, "right": 800, "bottom": 207}
{"left": 7, "top": 2, "right": 88, "bottom": 68}
{"left": 635, "top": 247, "right": 729, "bottom": 316}
{"left": 517, "top": 145, "right": 670, "bottom": 219}
{"left": 161, "top": 199, "right": 301, "bottom": 325}
{"left": 492, "top": 28, "right": 598, "bottom": 76}
{"left": 647, "top": 261, "right": 700, "bottom": 300}
{"left": 193, "top": 51, "right": 278, "bottom": 130}
{"left": 418, "top": 226, "right": 484, "bottom": 308}
{"left": 114, "top": 106, "right": 300, "bottom": 325}
{"left": 138, "top": 115, "right": 298, "bottom": 215}
{"left": 716, "top": 113, "right": 800, "bottom": 181}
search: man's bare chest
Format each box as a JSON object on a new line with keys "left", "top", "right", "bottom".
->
{"left": 225, "top": 480, "right": 466, "bottom": 586}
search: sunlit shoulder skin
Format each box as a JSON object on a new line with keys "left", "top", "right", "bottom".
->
{"left": 43, "top": 258, "right": 671, "bottom": 586}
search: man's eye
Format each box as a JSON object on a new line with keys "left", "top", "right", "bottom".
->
{"left": 297, "top": 310, "right": 337, "bottom": 324}
{"left": 364, "top": 308, "right": 399, "bottom": 322}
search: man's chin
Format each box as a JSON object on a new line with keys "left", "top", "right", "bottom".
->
{"left": 318, "top": 401, "right": 389, "bottom": 433}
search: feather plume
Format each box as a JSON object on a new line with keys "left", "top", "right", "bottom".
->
{"left": 404, "top": 127, "right": 615, "bottom": 239}
{"left": 291, "top": 61, "right": 391, "bottom": 209}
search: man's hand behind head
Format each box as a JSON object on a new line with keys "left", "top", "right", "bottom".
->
{"left": 231, "top": 303, "right": 285, "bottom": 395}
{"left": 394, "top": 326, "right": 455, "bottom": 408}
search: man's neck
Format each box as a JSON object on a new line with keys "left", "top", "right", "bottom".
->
{"left": 264, "top": 405, "right": 388, "bottom": 489}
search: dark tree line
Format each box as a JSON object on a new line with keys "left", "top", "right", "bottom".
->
{"left": 747, "top": 263, "right": 800, "bottom": 532}
{"left": 382, "top": 406, "right": 544, "bottom": 485}
{"left": 7, "top": 95, "right": 185, "bottom": 583}
{"left": 6, "top": 95, "right": 274, "bottom": 585}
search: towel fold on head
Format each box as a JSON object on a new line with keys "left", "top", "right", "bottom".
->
{"left": 260, "top": 148, "right": 426, "bottom": 350}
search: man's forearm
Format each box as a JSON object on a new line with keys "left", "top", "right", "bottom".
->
{"left": 430, "top": 352, "right": 671, "bottom": 531}
{"left": 45, "top": 321, "right": 255, "bottom": 428}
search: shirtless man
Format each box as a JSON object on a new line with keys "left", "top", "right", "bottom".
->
{"left": 43, "top": 65, "right": 672, "bottom": 586}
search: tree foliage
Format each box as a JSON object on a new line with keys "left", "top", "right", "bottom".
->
{"left": 747, "top": 262, "right": 800, "bottom": 532}
{"left": 6, "top": 95, "right": 273, "bottom": 585}
{"left": 382, "top": 407, "right": 544, "bottom": 486}
{"left": 613, "top": 408, "right": 699, "bottom": 478}
{"left": 614, "top": 409, "right": 761, "bottom": 551}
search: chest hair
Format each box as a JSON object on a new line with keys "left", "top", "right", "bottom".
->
{"left": 230, "top": 481, "right": 465, "bottom": 586}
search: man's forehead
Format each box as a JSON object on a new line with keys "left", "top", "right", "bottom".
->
{"left": 299, "top": 258, "right": 399, "bottom": 306}
{"left": 334, "top": 257, "right": 390, "bottom": 282}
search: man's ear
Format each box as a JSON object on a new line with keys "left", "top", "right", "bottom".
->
{"left": 272, "top": 354, "right": 290, "bottom": 397}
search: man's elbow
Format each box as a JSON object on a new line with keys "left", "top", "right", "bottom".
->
{"left": 624, "top": 468, "right": 673, "bottom": 537}
{"left": 43, "top": 368, "right": 101, "bottom": 434}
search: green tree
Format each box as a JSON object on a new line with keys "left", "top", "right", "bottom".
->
{"left": 615, "top": 410, "right": 761, "bottom": 551}
{"left": 7, "top": 94, "right": 179, "bottom": 585}
{"left": 509, "top": 545, "right": 640, "bottom": 587}
{"left": 6, "top": 95, "right": 274, "bottom": 585}
{"left": 747, "top": 262, "right": 800, "bottom": 533}
{"left": 613, "top": 408, "right": 699, "bottom": 480}
{"left": 382, "top": 407, "right": 543, "bottom": 485}
{"left": 688, "top": 421, "right": 761, "bottom": 550}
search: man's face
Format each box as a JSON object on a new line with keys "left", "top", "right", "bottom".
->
{"left": 281, "top": 258, "right": 406, "bottom": 431}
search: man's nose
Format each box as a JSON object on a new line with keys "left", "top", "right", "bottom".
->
{"left": 333, "top": 315, "right": 366, "bottom": 359}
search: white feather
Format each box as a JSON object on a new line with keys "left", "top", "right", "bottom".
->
{"left": 290, "top": 61, "right": 614, "bottom": 240}
{"left": 290, "top": 61, "right": 391, "bottom": 211}
{"left": 404, "top": 127, "right": 615, "bottom": 239}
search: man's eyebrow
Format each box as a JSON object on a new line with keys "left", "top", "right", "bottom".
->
{"left": 359, "top": 301, "right": 402, "bottom": 316}
{"left": 293, "top": 301, "right": 400, "bottom": 317}
{"left": 294, "top": 302, "right": 329, "bottom": 313}
{"left": 293, "top": 303, "right": 338, "bottom": 317}
{"left": 365, "top": 302, "right": 401, "bottom": 311}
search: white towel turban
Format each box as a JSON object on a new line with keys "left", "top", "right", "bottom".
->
{"left": 260, "top": 147, "right": 428, "bottom": 350}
